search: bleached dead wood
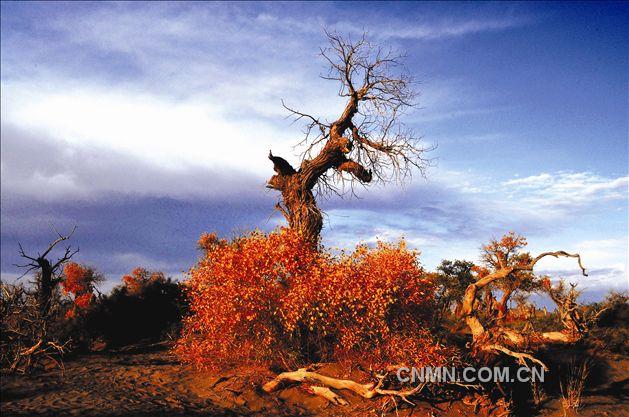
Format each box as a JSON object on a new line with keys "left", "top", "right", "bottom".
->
{"left": 263, "top": 367, "right": 426, "bottom": 405}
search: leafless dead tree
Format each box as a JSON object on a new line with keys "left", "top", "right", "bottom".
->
{"left": 267, "top": 30, "right": 431, "bottom": 244}
{"left": 15, "top": 226, "right": 78, "bottom": 316}
{"left": 546, "top": 280, "right": 605, "bottom": 341}
{"left": 2, "top": 227, "right": 78, "bottom": 373}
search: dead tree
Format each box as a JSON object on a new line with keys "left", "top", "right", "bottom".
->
{"left": 15, "top": 227, "right": 78, "bottom": 316}
{"left": 545, "top": 280, "right": 603, "bottom": 341}
{"left": 459, "top": 250, "right": 588, "bottom": 369}
{"left": 267, "top": 31, "right": 431, "bottom": 244}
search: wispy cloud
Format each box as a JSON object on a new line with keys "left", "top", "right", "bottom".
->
{"left": 322, "top": 169, "right": 627, "bottom": 285}
{"left": 374, "top": 17, "right": 530, "bottom": 40}
{"left": 501, "top": 172, "right": 628, "bottom": 215}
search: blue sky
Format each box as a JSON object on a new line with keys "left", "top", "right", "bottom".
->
{"left": 1, "top": 1, "right": 627, "bottom": 299}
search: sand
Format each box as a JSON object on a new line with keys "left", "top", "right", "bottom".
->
{"left": 1, "top": 344, "right": 628, "bottom": 417}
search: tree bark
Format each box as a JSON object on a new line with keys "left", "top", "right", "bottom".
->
{"left": 268, "top": 94, "right": 372, "bottom": 244}
{"left": 496, "top": 289, "right": 512, "bottom": 324}
{"left": 37, "top": 260, "right": 54, "bottom": 317}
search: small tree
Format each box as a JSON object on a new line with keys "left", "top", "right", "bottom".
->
{"left": 61, "top": 262, "right": 102, "bottom": 319}
{"left": 122, "top": 267, "right": 166, "bottom": 295}
{"left": 478, "top": 232, "right": 542, "bottom": 324}
{"left": 267, "top": 31, "right": 430, "bottom": 244}
{"left": 433, "top": 259, "right": 475, "bottom": 323}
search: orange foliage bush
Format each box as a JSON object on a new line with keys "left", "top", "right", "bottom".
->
{"left": 122, "top": 267, "right": 166, "bottom": 295}
{"left": 62, "top": 262, "right": 100, "bottom": 319}
{"left": 175, "top": 228, "right": 458, "bottom": 370}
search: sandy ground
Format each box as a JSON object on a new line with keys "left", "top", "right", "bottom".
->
{"left": 1, "top": 345, "right": 628, "bottom": 417}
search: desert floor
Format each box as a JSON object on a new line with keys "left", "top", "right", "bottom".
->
{"left": 1, "top": 344, "right": 628, "bottom": 417}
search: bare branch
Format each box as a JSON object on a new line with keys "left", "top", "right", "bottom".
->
{"left": 52, "top": 246, "right": 79, "bottom": 272}
{"left": 530, "top": 251, "right": 588, "bottom": 276}
{"left": 17, "top": 243, "right": 38, "bottom": 262}
{"left": 40, "top": 226, "right": 76, "bottom": 259}
{"left": 266, "top": 30, "right": 431, "bottom": 243}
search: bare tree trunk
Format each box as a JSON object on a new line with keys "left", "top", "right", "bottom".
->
{"left": 37, "top": 261, "right": 54, "bottom": 317}
{"left": 496, "top": 289, "right": 512, "bottom": 324}
{"left": 268, "top": 97, "right": 372, "bottom": 244}
{"left": 270, "top": 172, "right": 324, "bottom": 244}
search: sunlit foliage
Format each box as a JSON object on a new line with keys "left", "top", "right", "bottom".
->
{"left": 122, "top": 267, "right": 166, "bottom": 295}
{"left": 477, "top": 232, "right": 543, "bottom": 321}
{"left": 175, "top": 228, "right": 457, "bottom": 370}
{"left": 62, "top": 262, "right": 101, "bottom": 318}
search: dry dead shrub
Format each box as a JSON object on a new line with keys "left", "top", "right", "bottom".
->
{"left": 560, "top": 358, "right": 590, "bottom": 414}
{"left": 0, "top": 282, "right": 68, "bottom": 373}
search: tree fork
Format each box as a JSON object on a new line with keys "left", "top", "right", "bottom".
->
{"left": 267, "top": 31, "right": 429, "bottom": 242}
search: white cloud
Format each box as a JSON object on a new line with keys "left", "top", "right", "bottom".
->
{"left": 1, "top": 82, "right": 300, "bottom": 175}
{"left": 375, "top": 17, "right": 528, "bottom": 40}
{"left": 500, "top": 171, "right": 628, "bottom": 215}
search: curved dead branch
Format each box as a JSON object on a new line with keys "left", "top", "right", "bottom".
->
{"left": 460, "top": 250, "right": 588, "bottom": 367}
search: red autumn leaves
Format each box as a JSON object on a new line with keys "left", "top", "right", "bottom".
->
{"left": 61, "top": 262, "right": 100, "bottom": 318}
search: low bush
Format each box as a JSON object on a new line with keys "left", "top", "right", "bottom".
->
{"left": 78, "top": 268, "right": 187, "bottom": 349}
{"left": 175, "top": 228, "right": 458, "bottom": 371}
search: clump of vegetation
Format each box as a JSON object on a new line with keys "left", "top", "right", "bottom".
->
{"left": 431, "top": 259, "right": 475, "bottom": 327}
{"left": 1, "top": 260, "right": 105, "bottom": 373}
{"left": 560, "top": 358, "right": 590, "bottom": 415}
{"left": 79, "top": 268, "right": 187, "bottom": 349}
{"left": 176, "top": 228, "right": 457, "bottom": 371}
{"left": 0, "top": 229, "right": 91, "bottom": 373}
{"left": 0, "top": 281, "right": 67, "bottom": 373}
{"left": 587, "top": 291, "right": 629, "bottom": 354}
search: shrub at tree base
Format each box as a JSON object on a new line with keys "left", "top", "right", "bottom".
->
{"left": 175, "top": 228, "right": 458, "bottom": 371}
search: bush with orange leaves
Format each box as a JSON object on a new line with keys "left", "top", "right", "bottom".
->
{"left": 61, "top": 262, "right": 102, "bottom": 319}
{"left": 175, "top": 228, "right": 458, "bottom": 371}
{"left": 122, "top": 267, "right": 166, "bottom": 295}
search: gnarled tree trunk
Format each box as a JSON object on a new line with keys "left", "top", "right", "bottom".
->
{"left": 459, "top": 250, "right": 588, "bottom": 368}
{"left": 266, "top": 31, "right": 428, "bottom": 244}
{"left": 496, "top": 289, "right": 513, "bottom": 324}
{"left": 37, "top": 260, "right": 54, "bottom": 317}
{"left": 269, "top": 172, "right": 324, "bottom": 245}
{"left": 268, "top": 96, "right": 372, "bottom": 244}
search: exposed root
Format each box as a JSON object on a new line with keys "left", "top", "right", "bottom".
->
{"left": 484, "top": 344, "right": 548, "bottom": 371}
{"left": 310, "top": 386, "right": 349, "bottom": 406}
{"left": 263, "top": 367, "right": 426, "bottom": 406}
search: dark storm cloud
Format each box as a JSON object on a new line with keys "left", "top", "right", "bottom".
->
{"left": 1, "top": 196, "right": 279, "bottom": 285}
{"left": 0, "top": 125, "right": 279, "bottom": 284}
